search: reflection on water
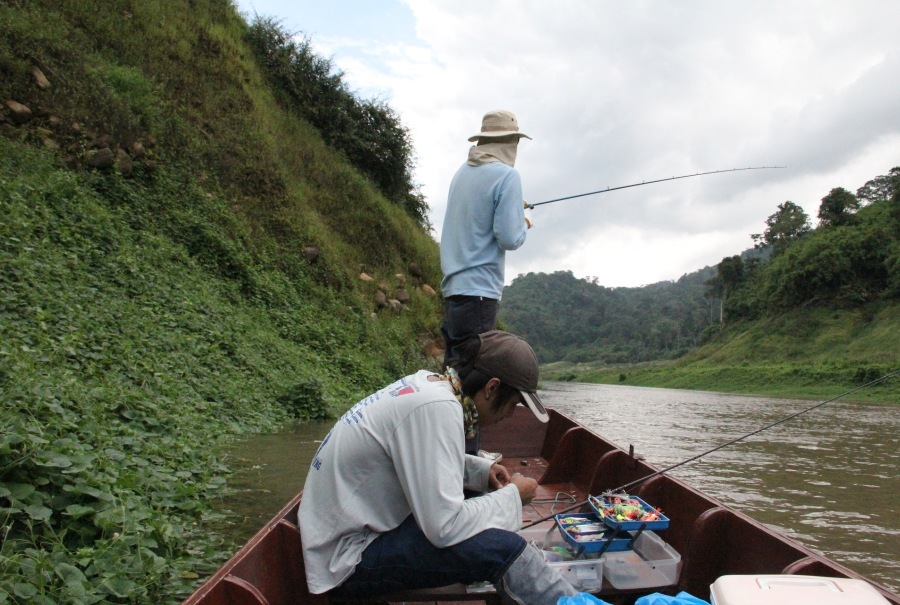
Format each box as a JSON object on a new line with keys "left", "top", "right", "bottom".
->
{"left": 220, "top": 383, "right": 899, "bottom": 593}
{"left": 217, "top": 421, "right": 332, "bottom": 539}
{"left": 542, "top": 382, "right": 899, "bottom": 593}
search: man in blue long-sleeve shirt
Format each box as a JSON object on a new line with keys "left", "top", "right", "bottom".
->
{"left": 440, "top": 110, "right": 533, "bottom": 372}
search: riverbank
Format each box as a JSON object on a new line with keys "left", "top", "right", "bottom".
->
{"left": 0, "top": 2, "right": 441, "bottom": 601}
{"left": 542, "top": 302, "right": 899, "bottom": 404}
{"left": 543, "top": 361, "right": 899, "bottom": 403}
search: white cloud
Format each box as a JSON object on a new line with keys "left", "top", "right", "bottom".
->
{"left": 236, "top": 0, "right": 900, "bottom": 286}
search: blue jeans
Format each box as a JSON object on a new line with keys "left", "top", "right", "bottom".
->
{"left": 441, "top": 295, "right": 499, "bottom": 369}
{"left": 330, "top": 515, "right": 526, "bottom": 598}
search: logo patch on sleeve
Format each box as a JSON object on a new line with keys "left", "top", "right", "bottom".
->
{"left": 389, "top": 384, "right": 419, "bottom": 397}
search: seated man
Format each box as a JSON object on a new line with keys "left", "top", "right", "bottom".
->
{"left": 298, "top": 331, "right": 576, "bottom": 604}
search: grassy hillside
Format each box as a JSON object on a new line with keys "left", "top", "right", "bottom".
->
{"left": 543, "top": 301, "right": 900, "bottom": 404}
{"left": 1, "top": 1, "right": 442, "bottom": 603}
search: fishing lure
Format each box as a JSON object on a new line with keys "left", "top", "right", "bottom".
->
{"left": 565, "top": 523, "right": 605, "bottom": 534}
{"left": 591, "top": 494, "right": 664, "bottom": 522}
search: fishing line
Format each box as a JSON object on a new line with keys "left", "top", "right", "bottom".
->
{"left": 520, "top": 368, "right": 899, "bottom": 529}
{"left": 529, "top": 491, "right": 578, "bottom": 516}
{"left": 526, "top": 166, "right": 785, "bottom": 209}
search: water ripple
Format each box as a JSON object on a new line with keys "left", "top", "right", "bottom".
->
{"left": 541, "top": 382, "right": 900, "bottom": 593}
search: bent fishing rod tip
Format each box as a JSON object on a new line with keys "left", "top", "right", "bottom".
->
{"left": 529, "top": 165, "right": 787, "bottom": 209}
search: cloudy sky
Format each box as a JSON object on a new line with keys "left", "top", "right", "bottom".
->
{"left": 233, "top": 0, "right": 900, "bottom": 288}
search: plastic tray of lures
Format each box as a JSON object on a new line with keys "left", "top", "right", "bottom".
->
{"left": 553, "top": 513, "right": 635, "bottom": 553}
{"left": 588, "top": 494, "right": 670, "bottom": 531}
{"left": 513, "top": 522, "right": 605, "bottom": 592}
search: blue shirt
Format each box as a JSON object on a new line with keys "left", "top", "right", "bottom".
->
{"left": 440, "top": 162, "right": 527, "bottom": 299}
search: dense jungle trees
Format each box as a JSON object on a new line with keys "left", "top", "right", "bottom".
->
{"left": 714, "top": 167, "right": 899, "bottom": 320}
{"left": 818, "top": 187, "right": 861, "bottom": 227}
{"left": 501, "top": 268, "right": 717, "bottom": 363}
{"left": 502, "top": 168, "right": 899, "bottom": 363}
{"left": 751, "top": 201, "right": 812, "bottom": 255}
{"left": 856, "top": 167, "right": 900, "bottom": 205}
{"left": 705, "top": 255, "right": 745, "bottom": 322}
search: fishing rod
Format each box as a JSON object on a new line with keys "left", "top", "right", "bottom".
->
{"left": 520, "top": 368, "right": 899, "bottom": 529}
{"left": 525, "top": 166, "right": 786, "bottom": 209}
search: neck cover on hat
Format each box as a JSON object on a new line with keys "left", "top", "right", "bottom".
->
{"left": 467, "top": 141, "right": 518, "bottom": 167}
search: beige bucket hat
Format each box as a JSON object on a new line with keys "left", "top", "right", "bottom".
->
{"left": 468, "top": 109, "right": 532, "bottom": 142}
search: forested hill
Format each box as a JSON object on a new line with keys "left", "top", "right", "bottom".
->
{"left": 501, "top": 267, "right": 718, "bottom": 363}
{"left": 1, "top": 2, "right": 442, "bottom": 603}
{"left": 501, "top": 169, "right": 900, "bottom": 368}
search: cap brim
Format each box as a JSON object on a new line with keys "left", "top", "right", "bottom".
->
{"left": 468, "top": 131, "right": 532, "bottom": 142}
{"left": 520, "top": 391, "right": 549, "bottom": 423}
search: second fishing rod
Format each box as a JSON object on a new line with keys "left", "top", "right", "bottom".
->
{"left": 519, "top": 368, "right": 899, "bottom": 529}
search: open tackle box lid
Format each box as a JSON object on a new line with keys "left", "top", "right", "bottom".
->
{"left": 589, "top": 493, "right": 670, "bottom": 531}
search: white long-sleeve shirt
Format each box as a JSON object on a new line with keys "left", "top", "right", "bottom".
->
{"left": 298, "top": 370, "right": 522, "bottom": 594}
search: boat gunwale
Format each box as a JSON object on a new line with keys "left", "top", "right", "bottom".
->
{"left": 182, "top": 406, "right": 900, "bottom": 605}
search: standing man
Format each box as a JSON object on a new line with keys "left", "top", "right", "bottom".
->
{"left": 298, "top": 331, "right": 575, "bottom": 605}
{"left": 440, "top": 110, "right": 533, "bottom": 371}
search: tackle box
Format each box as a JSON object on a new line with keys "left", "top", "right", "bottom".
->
{"left": 602, "top": 530, "right": 681, "bottom": 589}
{"left": 709, "top": 575, "right": 890, "bottom": 605}
{"left": 554, "top": 513, "right": 634, "bottom": 554}
{"left": 517, "top": 522, "right": 604, "bottom": 591}
{"left": 517, "top": 521, "right": 558, "bottom": 549}
{"left": 518, "top": 520, "right": 598, "bottom": 559}
{"left": 589, "top": 494, "right": 670, "bottom": 531}
{"left": 551, "top": 558, "right": 604, "bottom": 592}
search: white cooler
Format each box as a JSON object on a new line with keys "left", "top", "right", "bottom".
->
{"left": 710, "top": 575, "right": 890, "bottom": 605}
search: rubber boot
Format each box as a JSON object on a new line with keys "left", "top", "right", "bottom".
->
{"left": 494, "top": 541, "right": 578, "bottom": 605}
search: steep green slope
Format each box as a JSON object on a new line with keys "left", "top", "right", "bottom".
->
{"left": 1, "top": 1, "right": 441, "bottom": 603}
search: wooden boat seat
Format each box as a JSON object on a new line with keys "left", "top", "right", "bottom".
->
{"left": 187, "top": 516, "right": 330, "bottom": 605}
{"left": 781, "top": 556, "right": 846, "bottom": 577}
{"left": 677, "top": 506, "right": 810, "bottom": 598}
{"left": 634, "top": 474, "right": 718, "bottom": 558}
{"left": 781, "top": 557, "right": 900, "bottom": 605}
{"left": 539, "top": 426, "right": 617, "bottom": 486}
{"left": 585, "top": 449, "right": 657, "bottom": 496}
{"left": 536, "top": 410, "right": 579, "bottom": 461}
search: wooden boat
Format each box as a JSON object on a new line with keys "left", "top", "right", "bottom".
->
{"left": 183, "top": 406, "right": 900, "bottom": 605}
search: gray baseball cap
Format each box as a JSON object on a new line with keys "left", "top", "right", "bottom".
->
{"left": 474, "top": 331, "right": 549, "bottom": 423}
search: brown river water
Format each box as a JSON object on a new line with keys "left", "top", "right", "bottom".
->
{"left": 219, "top": 382, "right": 899, "bottom": 593}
